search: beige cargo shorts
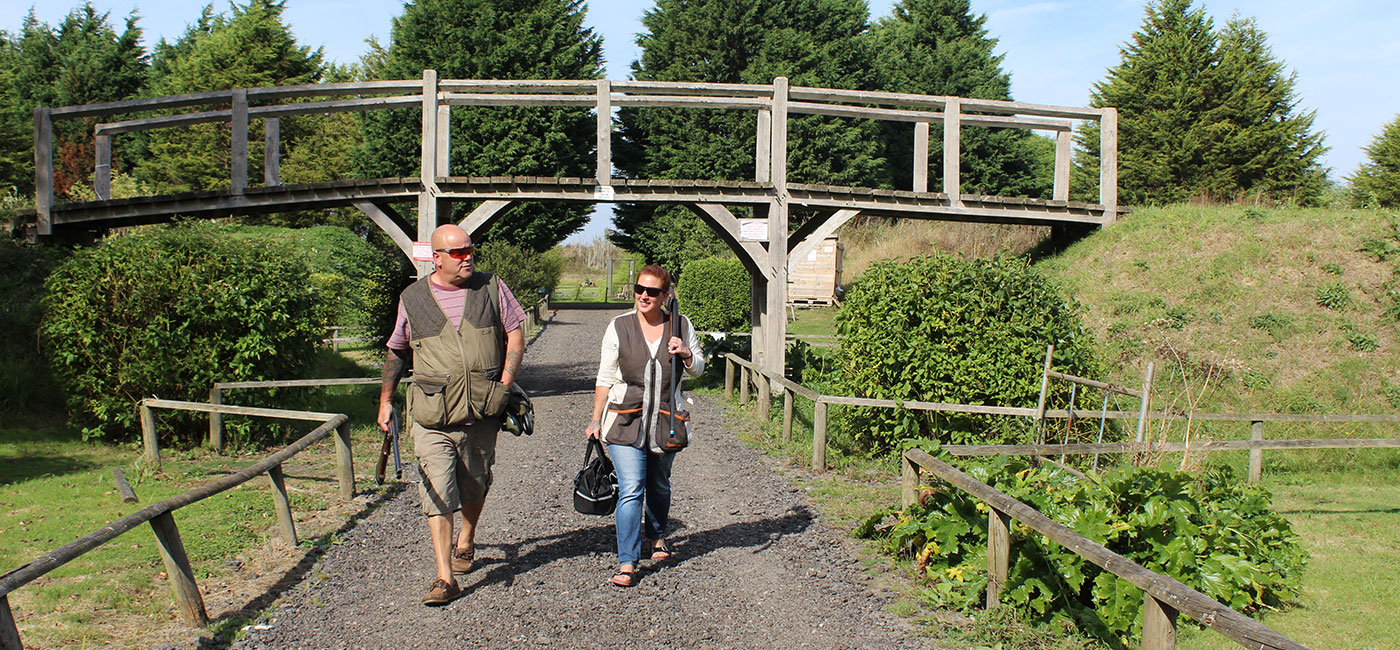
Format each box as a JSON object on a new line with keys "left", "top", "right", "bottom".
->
{"left": 412, "top": 416, "right": 501, "bottom": 516}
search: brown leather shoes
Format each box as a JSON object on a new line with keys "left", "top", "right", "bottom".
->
{"left": 422, "top": 578, "right": 460, "bottom": 606}
{"left": 451, "top": 546, "right": 475, "bottom": 574}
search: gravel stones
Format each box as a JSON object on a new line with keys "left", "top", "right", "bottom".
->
{"left": 230, "top": 307, "right": 931, "bottom": 650}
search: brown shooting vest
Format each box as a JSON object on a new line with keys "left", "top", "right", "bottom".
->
{"left": 604, "top": 311, "right": 687, "bottom": 447}
{"left": 401, "top": 273, "right": 506, "bottom": 428}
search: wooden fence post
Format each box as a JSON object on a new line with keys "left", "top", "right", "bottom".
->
{"left": 739, "top": 366, "right": 750, "bottom": 405}
{"left": 901, "top": 452, "right": 919, "bottom": 508}
{"left": 987, "top": 507, "right": 1011, "bottom": 608}
{"left": 0, "top": 595, "right": 21, "bottom": 650}
{"left": 1035, "top": 345, "right": 1054, "bottom": 436}
{"left": 231, "top": 88, "right": 248, "bottom": 194}
{"left": 812, "top": 400, "right": 828, "bottom": 472}
{"left": 149, "top": 511, "right": 209, "bottom": 627}
{"left": 1249, "top": 420, "right": 1264, "bottom": 483}
{"left": 758, "top": 373, "right": 771, "bottom": 421}
{"left": 782, "top": 388, "right": 794, "bottom": 443}
{"left": 140, "top": 402, "right": 160, "bottom": 469}
{"left": 335, "top": 421, "right": 355, "bottom": 500}
{"left": 1136, "top": 362, "right": 1155, "bottom": 443}
{"left": 1142, "top": 594, "right": 1178, "bottom": 650}
{"left": 724, "top": 357, "right": 735, "bottom": 399}
{"left": 208, "top": 385, "right": 224, "bottom": 452}
{"left": 267, "top": 463, "right": 298, "bottom": 547}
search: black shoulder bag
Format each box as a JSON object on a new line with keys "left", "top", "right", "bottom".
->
{"left": 573, "top": 438, "right": 618, "bottom": 515}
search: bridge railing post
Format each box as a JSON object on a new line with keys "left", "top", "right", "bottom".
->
{"left": 417, "top": 70, "right": 440, "bottom": 276}
{"left": 913, "top": 121, "right": 930, "bottom": 193}
{"left": 264, "top": 117, "right": 280, "bottom": 186}
{"left": 1099, "top": 106, "right": 1118, "bottom": 226}
{"left": 33, "top": 107, "right": 52, "bottom": 236}
{"left": 95, "top": 133, "right": 112, "bottom": 200}
{"left": 596, "top": 80, "right": 611, "bottom": 186}
{"left": 1053, "top": 129, "right": 1071, "bottom": 201}
{"left": 942, "top": 98, "right": 961, "bottom": 207}
{"left": 231, "top": 88, "right": 248, "bottom": 194}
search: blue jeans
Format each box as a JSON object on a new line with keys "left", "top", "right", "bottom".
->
{"left": 608, "top": 443, "right": 675, "bottom": 567}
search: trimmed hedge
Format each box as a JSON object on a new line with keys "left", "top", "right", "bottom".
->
{"left": 678, "top": 256, "right": 750, "bottom": 332}
{"left": 41, "top": 223, "right": 323, "bottom": 442}
{"left": 477, "top": 241, "right": 562, "bottom": 308}
{"left": 832, "top": 253, "right": 1100, "bottom": 451}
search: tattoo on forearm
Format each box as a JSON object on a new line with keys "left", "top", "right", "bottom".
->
{"left": 381, "top": 351, "right": 407, "bottom": 398}
{"left": 504, "top": 348, "right": 524, "bottom": 379}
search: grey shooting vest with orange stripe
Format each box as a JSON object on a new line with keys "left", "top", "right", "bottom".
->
{"left": 401, "top": 272, "right": 508, "bottom": 428}
{"left": 604, "top": 312, "right": 687, "bottom": 447}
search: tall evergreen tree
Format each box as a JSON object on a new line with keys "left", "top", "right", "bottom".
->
{"left": 0, "top": 4, "right": 147, "bottom": 196}
{"left": 613, "top": 0, "right": 885, "bottom": 270}
{"left": 355, "top": 0, "right": 603, "bottom": 252}
{"left": 135, "top": 0, "right": 324, "bottom": 193}
{"left": 1350, "top": 115, "right": 1400, "bottom": 208}
{"left": 1080, "top": 0, "right": 1327, "bottom": 206}
{"left": 868, "top": 0, "right": 1045, "bottom": 197}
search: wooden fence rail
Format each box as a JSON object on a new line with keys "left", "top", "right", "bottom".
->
{"left": 900, "top": 449, "right": 1309, "bottom": 650}
{"left": 0, "top": 411, "right": 351, "bottom": 650}
{"left": 721, "top": 354, "right": 1400, "bottom": 476}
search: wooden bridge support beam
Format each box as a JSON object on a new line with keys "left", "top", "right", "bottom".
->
{"left": 417, "top": 69, "right": 441, "bottom": 277}
{"left": 459, "top": 199, "right": 517, "bottom": 241}
{"left": 762, "top": 77, "right": 790, "bottom": 378}
{"left": 596, "top": 80, "right": 611, "bottom": 185}
{"left": 355, "top": 200, "right": 414, "bottom": 261}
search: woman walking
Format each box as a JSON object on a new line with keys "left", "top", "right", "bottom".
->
{"left": 584, "top": 264, "right": 704, "bottom": 587}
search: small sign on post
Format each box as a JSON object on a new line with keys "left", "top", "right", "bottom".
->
{"left": 412, "top": 241, "right": 433, "bottom": 262}
{"left": 738, "top": 218, "right": 768, "bottom": 242}
{"left": 593, "top": 185, "right": 615, "bottom": 201}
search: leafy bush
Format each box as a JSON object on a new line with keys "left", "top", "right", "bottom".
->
{"left": 860, "top": 457, "right": 1307, "bottom": 647}
{"left": 832, "top": 254, "right": 1100, "bottom": 451}
{"left": 0, "top": 237, "right": 65, "bottom": 415}
{"left": 678, "top": 256, "right": 750, "bottom": 332}
{"left": 477, "top": 241, "right": 562, "bottom": 309}
{"left": 41, "top": 223, "right": 322, "bottom": 442}
{"left": 1315, "top": 281, "right": 1352, "bottom": 310}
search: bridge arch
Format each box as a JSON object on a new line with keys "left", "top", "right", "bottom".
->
{"left": 22, "top": 71, "right": 1119, "bottom": 374}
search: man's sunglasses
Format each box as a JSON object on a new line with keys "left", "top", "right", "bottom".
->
{"left": 434, "top": 245, "right": 476, "bottom": 260}
{"left": 633, "top": 284, "right": 667, "bottom": 297}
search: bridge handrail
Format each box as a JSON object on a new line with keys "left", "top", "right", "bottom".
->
{"left": 899, "top": 448, "right": 1309, "bottom": 650}
{"left": 0, "top": 404, "right": 357, "bottom": 647}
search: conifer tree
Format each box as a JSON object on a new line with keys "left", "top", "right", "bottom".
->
{"left": 868, "top": 0, "right": 1045, "bottom": 197}
{"left": 1350, "top": 115, "right": 1400, "bottom": 208}
{"left": 613, "top": 0, "right": 885, "bottom": 270}
{"left": 1081, "top": 0, "right": 1327, "bottom": 205}
{"left": 355, "top": 0, "right": 603, "bottom": 252}
{"left": 135, "top": 0, "right": 324, "bottom": 193}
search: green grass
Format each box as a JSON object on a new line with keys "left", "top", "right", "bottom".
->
{"left": 787, "top": 306, "right": 838, "bottom": 338}
{"left": 0, "top": 385, "right": 395, "bottom": 649}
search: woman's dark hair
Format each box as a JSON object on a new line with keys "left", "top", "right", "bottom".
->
{"left": 638, "top": 264, "right": 672, "bottom": 291}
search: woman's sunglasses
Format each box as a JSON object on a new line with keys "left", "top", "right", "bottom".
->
{"left": 633, "top": 284, "right": 666, "bottom": 297}
{"left": 434, "top": 245, "right": 476, "bottom": 260}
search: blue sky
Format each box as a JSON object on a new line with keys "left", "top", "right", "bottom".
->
{"left": 5, "top": 0, "right": 1398, "bottom": 241}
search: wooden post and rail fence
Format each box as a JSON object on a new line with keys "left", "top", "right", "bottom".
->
{"left": 1, "top": 404, "right": 357, "bottom": 650}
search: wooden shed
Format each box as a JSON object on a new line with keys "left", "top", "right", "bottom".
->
{"left": 787, "top": 236, "right": 844, "bottom": 305}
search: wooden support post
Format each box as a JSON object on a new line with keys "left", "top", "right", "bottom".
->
{"left": 724, "top": 357, "right": 735, "bottom": 400}
{"left": 750, "top": 275, "right": 766, "bottom": 370}
{"left": 987, "top": 507, "right": 1011, "bottom": 608}
{"left": 739, "top": 366, "right": 750, "bottom": 405}
{"left": 755, "top": 109, "right": 771, "bottom": 183}
{"left": 812, "top": 400, "right": 828, "bottom": 472}
{"left": 758, "top": 372, "right": 771, "bottom": 421}
{"left": 1136, "top": 362, "right": 1155, "bottom": 443}
{"left": 335, "top": 421, "right": 355, "bottom": 501}
{"left": 140, "top": 402, "right": 160, "bottom": 469}
{"left": 113, "top": 468, "right": 138, "bottom": 503}
{"left": 231, "top": 89, "right": 248, "bottom": 194}
{"left": 208, "top": 385, "right": 224, "bottom": 452}
{"left": 766, "top": 76, "right": 790, "bottom": 380}
{"left": 913, "top": 121, "right": 930, "bottom": 192}
{"left": 417, "top": 70, "right": 440, "bottom": 277}
{"left": 782, "top": 388, "right": 794, "bottom": 443}
{"left": 264, "top": 117, "right": 280, "bottom": 186}
{"left": 901, "top": 452, "right": 919, "bottom": 508}
{"left": 942, "top": 99, "right": 962, "bottom": 207}
{"left": 33, "top": 107, "right": 53, "bottom": 236}
{"left": 1053, "top": 130, "right": 1071, "bottom": 201}
{"left": 149, "top": 511, "right": 209, "bottom": 627}
{"left": 1249, "top": 420, "right": 1264, "bottom": 483}
{"left": 1142, "top": 594, "right": 1179, "bottom": 650}
{"left": 267, "top": 463, "right": 298, "bottom": 547}
{"left": 1099, "top": 107, "right": 1118, "bottom": 227}
{"left": 596, "top": 80, "right": 611, "bottom": 185}
{"left": 1, "top": 594, "right": 22, "bottom": 650}
{"left": 94, "top": 133, "right": 112, "bottom": 200}
{"left": 436, "top": 104, "right": 450, "bottom": 176}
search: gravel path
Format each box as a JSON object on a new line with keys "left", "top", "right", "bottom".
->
{"left": 230, "top": 306, "right": 932, "bottom": 650}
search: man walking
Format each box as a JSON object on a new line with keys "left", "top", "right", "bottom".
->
{"left": 378, "top": 224, "right": 527, "bottom": 605}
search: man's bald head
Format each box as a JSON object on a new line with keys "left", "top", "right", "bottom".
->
{"left": 431, "top": 224, "right": 470, "bottom": 250}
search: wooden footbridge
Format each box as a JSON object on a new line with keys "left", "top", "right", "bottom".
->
{"left": 22, "top": 71, "right": 1119, "bottom": 374}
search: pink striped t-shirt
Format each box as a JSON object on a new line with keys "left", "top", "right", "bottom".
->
{"left": 385, "top": 276, "right": 526, "bottom": 350}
